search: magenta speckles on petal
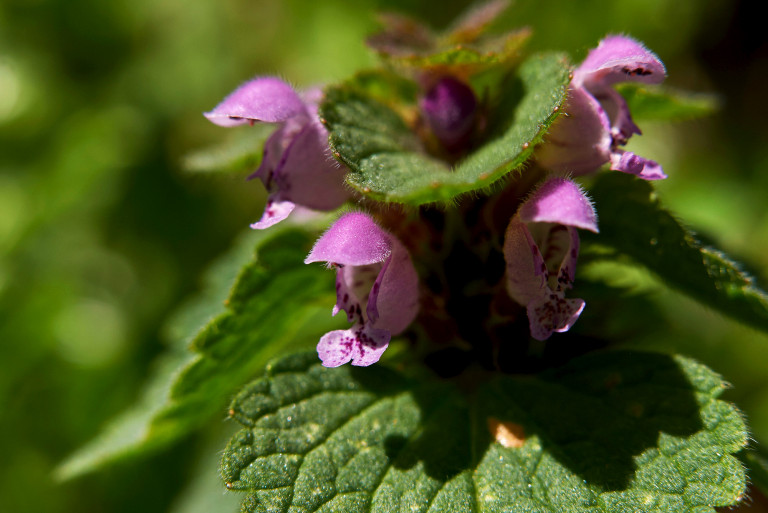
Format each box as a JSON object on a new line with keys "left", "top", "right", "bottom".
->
{"left": 204, "top": 77, "right": 306, "bottom": 126}
{"left": 574, "top": 35, "right": 666, "bottom": 90}
{"left": 249, "top": 198, "right": 295, "bottom": 230}
{"left": 536, "top": 35, "right": 667, "bottom": 180}
{"left": 306, "top": 212, "right": 419, "bottom": 367}
{"left": 527, "top": 294, "right": 585, "bottom": 341}
{"left": 504, "top": 177, "right": 596, "bottom": 340}
{"left": 317, "top": 325, "right": 391, "bottom": 367}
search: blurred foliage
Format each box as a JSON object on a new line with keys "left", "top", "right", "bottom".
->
{"left": 1, "top": 0, "right": 767, "bottom": 512}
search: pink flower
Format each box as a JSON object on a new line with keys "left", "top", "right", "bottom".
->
{"left": 205, "top": 77, "right": 349, "bottom": 229}
{"left": 305, "top": 213, "right": 419, "bottom": 367}
{"left": 420, "top": 76, "right": 478, "bottom": 152}
{"left": 537, "top": 35, "right": 667, "bottom": 180}
{"left": 504, "top": 177, "right": 598, "bottom": 340}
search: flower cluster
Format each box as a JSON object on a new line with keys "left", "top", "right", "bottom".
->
{"left": 205, "top": 35, "right": 665, "bottom": 367}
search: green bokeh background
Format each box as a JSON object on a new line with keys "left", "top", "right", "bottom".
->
{"left": 1, "top": 0, "right": 766, "bottom": 511}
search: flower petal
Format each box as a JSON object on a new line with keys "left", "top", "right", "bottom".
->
{"left": 556, "top": 226, "right": 580, "bottom": 288}
{"left": 610, "top": 150, "right": 667, "bottom": 180}
{"left": 273, "top": 119, "right": 349, "bottom": 211}
{"left": 504, "top": 219, "right": 549, "bottom": 306}
{"left": 248, "top": 124, "right": 290, "bottom": 186}
{"left": 204, "top": 77, "right": 307, "bottom": 127}
{"left": 366, "top": 239, "right": 419, "bottom": 335}
{"left": 535, "top": 86, "right": 612, "bottom": 175}
{"left": 527, "top": 293, "right": 585, "bottom": 341}
{"left": 317, "top": 324, "right": 391, "bottom": 367}
{"left": 518, "top": 177, "right": 599, "bottom": 233}
{"left": 250, "top": 197, "right": 295, "bottom": 230}
{"left": 595, "top": 88, "right": 642, "bottom": 142}
{"left": 334, "top": 263, "right": 382, "bottom": 323}
{"left": 305, "top": 212, "right": 392, "bottom": 266}
{"left": 574, "top": 35, "right": 666, "bottom": 90}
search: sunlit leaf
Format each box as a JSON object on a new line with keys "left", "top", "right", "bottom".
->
{"left": 584, "top": 172, "right": 768, "bottom": 335}
{"left": 222, "top": 350, "right": 747, "bottom": 512}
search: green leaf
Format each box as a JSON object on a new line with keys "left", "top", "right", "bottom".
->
{"left": 182, "top": 124, "right": 274, "bottom": 174}
{"left": 382, "top": 30, "right": 531, "bottom": 73}
{"left": 583, "top": 172, "right": 768, "bottom": 335}
{"left": 616, "top": 83, "right": 720, "bottom": 121}
{"left": 56, "top": 227, "right": 341, "bottom": 480}
{"left": 222, "top": 350, "right": 746, "bottom": 512}
{"left": 366, "top": 1, "right": 527, "bottom": 77}
{"left": 321, "top": 52, "right": 570, "bottom": 205}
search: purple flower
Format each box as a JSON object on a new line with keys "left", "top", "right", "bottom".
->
{"left": 205, "top": 77, "right": 349, "bottom": 229}
{"left": 537, "top": 35, "right": 667, "bottom": 180}
{"left": 504, "top": 177, "right": 598, "bottom": 340}
{"left": 420, "top": 76, "right": 478, "bottom": 151}
{"left": 305, "top": 212, "right": 419, "bottom": 367}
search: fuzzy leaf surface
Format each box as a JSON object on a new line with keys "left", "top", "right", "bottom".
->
{"left": 57, "top": 228, "right": 339, "bottom": 479}
{"left": 584, "top": 172, "right": 768, "bottom": 335}
{"left": 222, "top": 351, "right": 746, "bottom": 513}
{"left": 320, "top": 53, "right": 570, "bottom": 205}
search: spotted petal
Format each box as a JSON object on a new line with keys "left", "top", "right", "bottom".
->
{"left": 307, "top": 212, "right": 419, "bottom": 366}
{"left": 527, "top": 294, "right": 585, "bottom": 341}
{"left": 249, "top": 197, "right": 296, "bottom": 230}
{"left": 317, "top": 325, "right": 391, "bottom": 367}
{"left": 504, "top": 177, "right": 595, "bottom": 340}
{"left": 574, "top": 35, "right": 666, "bottom": 90}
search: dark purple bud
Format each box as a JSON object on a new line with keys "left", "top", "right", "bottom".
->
{"left": 420, "top": 76, "right": 478, "bottom": 151}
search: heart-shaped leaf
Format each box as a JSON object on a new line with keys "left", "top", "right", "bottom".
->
{"left": 222, "top": 350, "right": 747, "bottom": 512}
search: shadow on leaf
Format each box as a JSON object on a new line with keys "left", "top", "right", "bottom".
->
{"left": 377, "top": 351, "right": 703, "bottom": 493}
{"left": 475, "top": 350, "right": 704, "bottom": 491}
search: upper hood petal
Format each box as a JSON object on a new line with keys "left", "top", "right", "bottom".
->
{"left": 518, "top": 177, "right": 599, "bottom": 233}
{"left": 574, "top": 35, "right": 666, "bottom": 90}
{"left": 305, "top": 212, "right": 392, "bottom": 266}
{"left": 204, "top": 77, "right": 307, "bottom": 127}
